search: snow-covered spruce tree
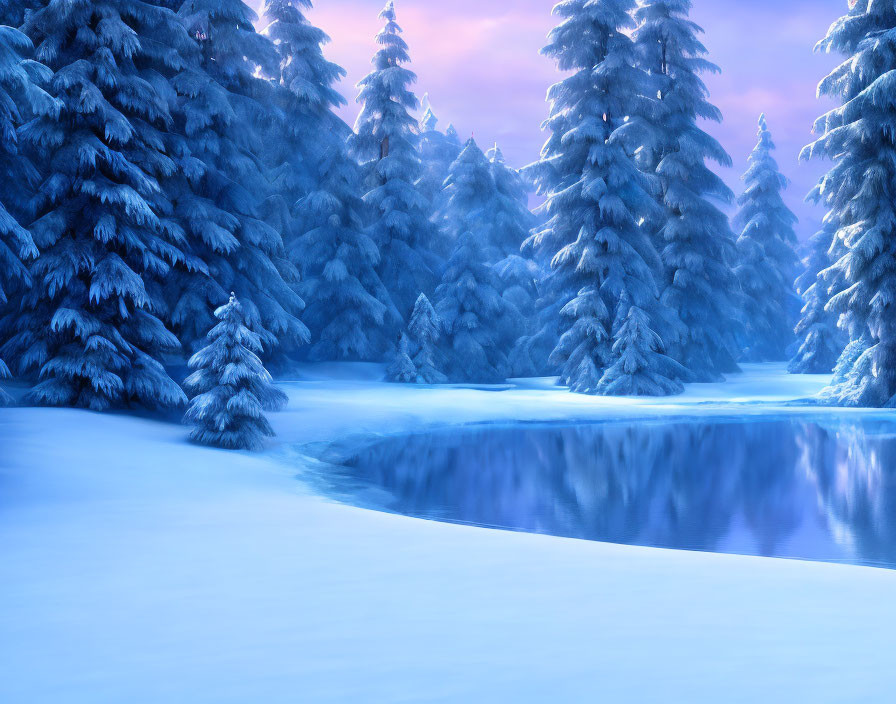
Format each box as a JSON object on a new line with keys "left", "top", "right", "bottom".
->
{"left": 439, "top": 138, "right": 524, "bottom": 361}
{"left": 487, "top": 144, "right": 537, "bottom": 268}
{"left": 387, "top": 292, "right": 446, "bottom": 384}
{"left": 733, "top": 114, "right": 801, "bottom": 361}
{"left": 486, "top": 144, "right": 541, "bottom": 377}
{"left": 440, "top": 138, "right": 509, "bottom": 266}
{"left": 407, "top": 292, "right": 446, "bottom": 383}
{"left": 634, "top": 0, "right": 743, "bottom": 382}
{"left": 298, "top": 123, "right": 395, "bottom": 361}
{"left": 256, "top": 0, "right": 391, "bottom": 362}
{"left": 499, "top": 254, "right": 548, "bottom": 378}
{"left": 497, "top": 247, "right": 542, "bottom": 371}
{"left": 513, "top": 206, "right": 562, "bottom": 377}
{"left": 0, "top": 24, "right": 56, "bottom": 405}
{"left": 435, "top": 140, "right": 519, "bottom": 383}
{"left": 1, "top": 0, "right": 194, "bottom": 410}
{"left": 418, "top": 107, "right": 461, "bottom": 220}
{"left": 418, "top": 105, "right": 461, "bottom": 262}
{"left": 789, "top": 223, "right": 845, "bottom": 374}
{"left": 386, "top": 332, "right": 417, "bottom": 383}
{"left": 433, "top": 123, "right": 464, "bottom": 260}
{"left": 436, "top": 232, "right": 513, "bottom": 383}
{"left": 597, "top": 296, "right": 685, "bottom": 396}
{"left": 350, "top": 1, "right": 435, "bottom": 330}
{"left": 527, "top": 0, "right": 681, "bottom": 395}
{"left": 802, "top": 3, "right": 896, "bottom": 406}
{"left": 184, "top": 294, "right": 287, "bottom": 450}
{"left": 256, "top": 0, "right": 360, "bottom": 363}
{"left": 260, "top": 0, "right": 344, "bottom": 259}
{"left": 168, "top": 0, "right": 305, "bottom": 358}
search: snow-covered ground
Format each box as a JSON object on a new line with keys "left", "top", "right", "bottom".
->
{"left": 3, "top": 364, "right": 896, "bottom": 702}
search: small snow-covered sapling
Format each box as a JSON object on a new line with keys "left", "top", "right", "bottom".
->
{"left": 184, "top": 294, "right": 287, "bottom": 450}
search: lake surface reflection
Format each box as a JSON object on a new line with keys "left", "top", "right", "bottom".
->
{"left": 327, "top": 417, "right": 896, "bottom": 569}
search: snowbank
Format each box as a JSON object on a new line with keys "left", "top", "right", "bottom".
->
{"left": 3, "top": 364, "right": 896, "bottom": 702}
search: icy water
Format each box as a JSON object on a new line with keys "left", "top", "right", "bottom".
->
{"left": 325, "top": 416, "right": 896, "bottom": 569}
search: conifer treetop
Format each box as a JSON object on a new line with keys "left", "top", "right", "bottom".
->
{"left": 262, "top": 0, "right": 346, "bottom": 114}
{"left": 421, "top": 107, "right": 438, "bottom": 132}
{"left": 349, "top": 0, "right": 433, "bottom": 328}
{"left": 352, "top": 0, "right": 418, "bottom": 160}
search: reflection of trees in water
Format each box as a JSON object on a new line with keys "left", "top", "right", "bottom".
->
{"left": 553, "top": 423, "right": 748, "bottom": 551}
{"left": 803, "top": 420, "right": 896, "bottom": 566}
{"left": 545, "top": 422, "right": 803, "bottom": 553}
{"left": 738, "top": 423, "right": 803, "bottom": 556}
{"left": 345, "top": 419, "right": 896, "bottom": 563}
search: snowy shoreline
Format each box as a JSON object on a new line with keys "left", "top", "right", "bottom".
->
{"left": 3, "top": 364, "right": 896, "bottom": 702}
{"left": 268, "top": 363, "right": 888, "bottom": 454}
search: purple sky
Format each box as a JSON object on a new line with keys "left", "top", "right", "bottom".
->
{"left": 252, "top": 0, "right": 846, "bottom": 242}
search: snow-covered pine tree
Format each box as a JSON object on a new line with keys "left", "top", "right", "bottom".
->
{"left": 487, "top": 144, "right": 536, "bottom": 268}
{"left": 258, "top": 0, "right": 356, "bottom": 362}
{"left": 527, "top": 0, "right": 680, "bottom": 395}
{"left": 1, "top": 0, "right": 193, "bottom": 410}
{"left": 350, "top": 1, "right": 434, "bottom": 330}
{"left": 789, "top": 223, "right": 844, "bottom": 374}
{"left": 260, "top": 0, "right": 343, "bottom": 253}
{"left": 634, "top": 0, "right": 743, "bottom": 382}
{"left": 439, "top": 138, "right": 524, "bottom": 368}
{"left": 597, "top": 296, "right": 685, "bottom": 396}
{"left": 168, "top": 0, "right": 305, "bottom": 357}
{"left": 499, "top": 254, "right": 548, "bottom": 378}
{"left": 441, "top": 138, "right": 509, "bottom": 266}
{"left": 298, "top": 121, "right": 395, "bottom": 361}
{"left": 418, "top": 105, "right": 461, "bottom": 262}
{"left": 386, "top": 293, "right": 447, "bottom": 384}
{"left": 802, "top": 2, "right": 896, "bottom": 406}
{"left": 733, "top": 114, "right": 800, "bottom": 361}
{"left": 386, "top": 332, "right": 417, "bottom": 383}
{"left": 513, "top": 205, "right": 563, "bottom": 377}
{"left": 0, "top": 24, "right": 56, "bottom": 405}
{"left": 486, "top": 144, "right": 541, "bottom": 376}
{"left": 418, "top": 106, "right": 461, "bottom": 221}
{"left": 184, "top": 293, "right": 287, "bottom": 450}
{"left": 436, "top": 140, "right": 517, "bottom": 383}
{"left": 256, "top": 1, "right": 391, "bottom": 362}
{"left": 407, "top": 292, "right": 446, "bottom": 383}
{"left": 436, "top": 232, "right": 511, "bottom": 384}
{"left": 432, "top": 122, "right": 464, "bottom": 260}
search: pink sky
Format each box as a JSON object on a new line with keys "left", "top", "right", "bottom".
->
{"left": 251, "top": 0, "right": 846, "bottom": 241}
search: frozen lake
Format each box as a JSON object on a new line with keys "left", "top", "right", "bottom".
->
{"left": 325, "top": 416, "right": 896, "bottom": 569}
